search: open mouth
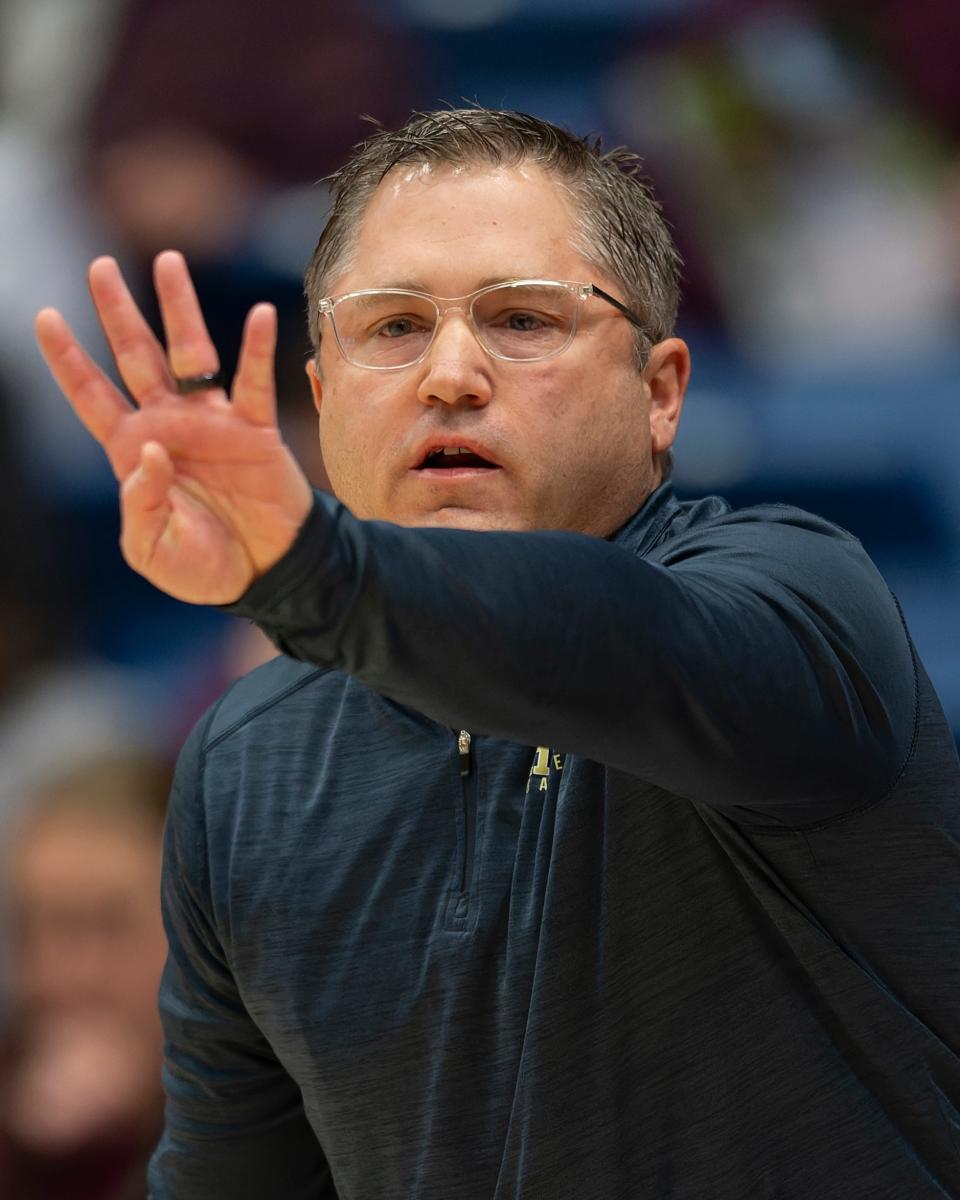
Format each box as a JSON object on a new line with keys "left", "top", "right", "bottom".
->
{"left": 415, "top": 447, "right": 499, "bottom": 470}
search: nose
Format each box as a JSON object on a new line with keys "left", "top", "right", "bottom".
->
{"left": 415, "top": 307, "right": 493, "bottom": 409}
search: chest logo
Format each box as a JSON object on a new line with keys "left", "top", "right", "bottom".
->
{"left": 526, "top": 745, "right": 566, "bottom": 794}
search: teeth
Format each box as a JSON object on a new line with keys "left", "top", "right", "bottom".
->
{"left": 442, "top": 446, "right": 466, "bottom": 455}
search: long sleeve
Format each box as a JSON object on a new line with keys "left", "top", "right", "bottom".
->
{"left": 225, "top": 489, "right": 916, "bottom": 816}
{"left": 148, "top": 708, "right": 333, "bottom": 1199}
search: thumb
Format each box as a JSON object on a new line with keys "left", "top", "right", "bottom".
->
{"left": 119, "top": 441, "right": 173, "bottom": 572}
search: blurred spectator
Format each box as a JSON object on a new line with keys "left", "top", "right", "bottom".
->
{"left": 606, "top": 0, "right": 960, "bottom": 368}
{"left": 85, "top": 0, "right": 426, "bottom": 271}
{"left": 0, "top": 0, "right": 128, "bottom": 498}
{"left": 0, "top": 754, "right": 171, "bottom": 1200}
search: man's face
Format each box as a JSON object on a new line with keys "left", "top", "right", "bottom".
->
{"left": 311, "top": 162, "right": 687, "bottom": 535}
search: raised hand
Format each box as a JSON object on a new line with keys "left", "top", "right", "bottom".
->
{"left": 35, "top": 251, "right": 314, "bottom": 605}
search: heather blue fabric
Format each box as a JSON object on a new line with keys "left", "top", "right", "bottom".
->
{"left": 148, "top": 478, "right": 960, "bottom": 1199}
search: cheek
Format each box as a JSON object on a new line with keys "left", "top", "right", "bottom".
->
{"left": 527, "top": 360, "right": 634, "bottom": 445}
{"left": 317, "top": 389, "right": 394, "bottom": 512}
{"left": 561, "top": 373, "right": 650, "bottom": 475}
{"left": 319, "top": 400, "right": 366, "bottom": 472}
{"left": 510, "top": 363, "right": 580, "bottom": 434}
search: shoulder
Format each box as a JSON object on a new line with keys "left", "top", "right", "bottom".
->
{"left": 166, "top": 655, "right": 343, "bottom": 862}
{"left": 648, "top": 496, "right": 888, "bottom": 602}
{"left": 203, "top": 654, "right": 332, "bottom": 749}
{"left": 173, "top": 654, "right": 336, "bottom": 784}
{"left": 654, "top": 495, "right": 862, "bottom": 560}
{"left": 654, "top": 491, "right": 914, "bottom": 686}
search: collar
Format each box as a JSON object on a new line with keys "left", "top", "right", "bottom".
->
{"left": 608, "top": 465, "right": 682, "bottom": 557}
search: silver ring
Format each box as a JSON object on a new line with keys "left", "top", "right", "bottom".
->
{"left": 174, "top": 370, "right": 223, "bottom": 395}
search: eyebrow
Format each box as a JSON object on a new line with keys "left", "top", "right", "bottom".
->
{"left": 370, "top": 279, "right": 429, "bottom": 293}
{"left": 363, "top": 273, "right": 554, "bottom": 295}
{"left": 475, "top": 273, "right": 551, "bottom": 289}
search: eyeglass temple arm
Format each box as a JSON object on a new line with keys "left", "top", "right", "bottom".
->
{"left": 589, "top": 285, "right": 648, "bottom": 333}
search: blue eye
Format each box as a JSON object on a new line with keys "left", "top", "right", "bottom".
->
{"left": 504, "top": 311, "right": 545, "bottom": 332}
{"left": 378, "top": 317, "right": 421, "bottom": 338}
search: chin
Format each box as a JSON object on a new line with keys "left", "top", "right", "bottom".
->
{"left": 398, "top": 507, "right": 528, "bottom": 532}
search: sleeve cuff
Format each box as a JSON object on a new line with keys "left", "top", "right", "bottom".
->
{"left": 219, "top": 489, "right": 341, "bottom": 625}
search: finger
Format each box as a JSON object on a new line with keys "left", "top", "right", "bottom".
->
{"left": 87, "top": 256, "right": 174, "bottom": 402}
{"left": 232, "top": 303, "right": 278, "bottom": 426}
{"left": 119, "top": 441, "right": 173, "bottom": 571}
{"left": 35, "top": 307, "right": 132, "bottom": 449}
{"left": 153, "top": 250, "right": 221, "bottom": 384}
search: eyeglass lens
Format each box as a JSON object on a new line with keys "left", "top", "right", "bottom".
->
{"left": 331, "top": 283, "right": 579, "bottom": 367}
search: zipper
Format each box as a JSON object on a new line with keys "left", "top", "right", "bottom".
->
{"left": 445, "top": 729, "right": 476, "bottom": 929}
{"left": 458, "top": 729, "right": 472, "bottom": 777}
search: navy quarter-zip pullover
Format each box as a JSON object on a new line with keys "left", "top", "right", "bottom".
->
{"left": 148, "top": 477, "right": 960, "bottom": 1199}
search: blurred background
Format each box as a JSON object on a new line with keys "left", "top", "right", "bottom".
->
{"left": 0, "top": 0, "right": 957, "bottom": 1194}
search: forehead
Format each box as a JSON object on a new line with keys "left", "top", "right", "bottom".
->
{"left": 14, "top": 812, "right": 158, "bottom": 894}
{"left": 331, "top": 161, "right": 593, "bottom": 295}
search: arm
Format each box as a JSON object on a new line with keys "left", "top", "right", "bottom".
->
{"left": 36, "top": 254, "right": 914, "bottom": 815}
{"left": 149, "top": 710, "right": 332, "bottom": 1199}
{"left": 227, "top": 491, "right": 916, "bottom": 814}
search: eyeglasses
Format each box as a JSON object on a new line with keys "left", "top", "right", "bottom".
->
{"left": 317, "top": 279, "right": 648, "bottom": 370}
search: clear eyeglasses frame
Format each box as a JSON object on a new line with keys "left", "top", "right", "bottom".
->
{"left": 316, "top": 278, "right": 649, "bottom": 371}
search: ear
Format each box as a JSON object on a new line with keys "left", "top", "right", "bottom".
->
{"left": 306, "top": 358, "right": 323, "bottom": 415}
{"left": 645, "top": 337, "right": 689, "bottom": 456}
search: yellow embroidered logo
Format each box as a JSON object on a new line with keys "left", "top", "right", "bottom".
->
{"left": 526, "top": 746, "right": 566, "bottom": 794}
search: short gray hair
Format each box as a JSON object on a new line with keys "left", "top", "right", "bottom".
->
{"left": 304, "top": 108, "right": 682, "bottom": 367}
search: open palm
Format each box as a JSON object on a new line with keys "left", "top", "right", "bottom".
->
{"left": 35, "top": 252, "right": 314, "bottom": 604}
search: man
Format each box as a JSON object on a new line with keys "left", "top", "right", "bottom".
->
{"left": 35, "top": 109, "right": 960, "bottom": 1199}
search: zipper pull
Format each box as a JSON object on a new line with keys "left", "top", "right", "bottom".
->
{"left": 457, "top": 730, "right": 472, "bottom": 777}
